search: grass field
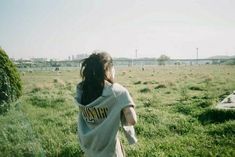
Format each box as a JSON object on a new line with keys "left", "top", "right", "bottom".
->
{"left": 1, "top": 65, "right": 235, "bottom": 157}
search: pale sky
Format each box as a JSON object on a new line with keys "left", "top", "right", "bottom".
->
{"left": 0, "top": 0, "right": 235, "bottom": 60}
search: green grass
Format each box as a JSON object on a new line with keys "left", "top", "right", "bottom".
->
{"left": 1, "top": 65, "right": 235, "bottom": 156}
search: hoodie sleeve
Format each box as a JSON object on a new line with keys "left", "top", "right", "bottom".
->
{"left": 113, "top": 84, "right": 137, "bottom": 145}
{"left": 120, "top": 110, "right": 138, "bottom": 145}
{"left": 122, "top": 125, "right": 138, "bottom": 145}
{"left": 114, "top": 84, "right": 135, "bottom": 109}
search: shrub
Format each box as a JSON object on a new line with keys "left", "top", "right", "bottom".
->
{"left": 53, "top": 78, "right": 65, "bottom": 87}
{"left": 180, "top": 86, "right": 189, "bottom": 101}
{"left": 198, "top": 109, "right": 235, "bottom": 124}
{"left": 143, "top": 81, "right": 158, "bottom": 85}
{"left": 0, "top": 48, "right": 22, "bottom": 114}
{"left": 143, "top": 98, "right": 152, "bottom": 107}
{"left": 155, "top": 84, "right": 166, "bottom": 89}
{"left": 140, "top": 87, "right": 151, "bottom": 93}
{"left": 188, "top": 85, "right": 204, "bottom": 91}
{"left": 197, "top": 100, "right": 213, "bottom": 108}
{"left": 134, "top": 81, "right": 141, "bottom": 85}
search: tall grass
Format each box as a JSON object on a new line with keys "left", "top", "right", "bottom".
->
{"left": 1, "top": 66, "right": 235, "bottom": 156}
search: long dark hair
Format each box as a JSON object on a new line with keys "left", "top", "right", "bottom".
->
{"left": 80, "top": 52, "right": 113, "bottom": 105}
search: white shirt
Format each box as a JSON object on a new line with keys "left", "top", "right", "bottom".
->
{"left": 75, "top": 81, "right": 137, "bottom": 157}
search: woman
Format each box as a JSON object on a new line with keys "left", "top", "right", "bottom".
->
{"left": 75, "top": 52, "right": 137, "bottom": 157}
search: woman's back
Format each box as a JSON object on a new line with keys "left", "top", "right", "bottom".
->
{"left": 76, "top": 81, "right": 136, "bottom": 157}
{"left": 76, "top": 52, "right": 137, "bottom": 157}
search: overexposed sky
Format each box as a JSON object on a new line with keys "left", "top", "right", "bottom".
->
{"left": 0, "top": 0, "right": 235, "bottom": 59}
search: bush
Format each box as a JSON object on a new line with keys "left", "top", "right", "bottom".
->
{"left": 198, "top": 109, "right": 235, "bottom": 124}
{"left": 188, "top": 85, "right": 204, "bottom": 91}
{"left": 0, "top": 48, "right": 22, "bottom": 114}
{"left": 197, "top": 100, "right": 213, "bottom": 108}
{"left": 140, "top": 87, "right": 151, "bottom": 93}
{"left": 180, "top": 86, "right": 189, "bottom": 101}
{"left": 134, "top": 81, "right": 141, "bottom": 85}
{"left": 155, "top": 84, "right": 166, "bottom": 89}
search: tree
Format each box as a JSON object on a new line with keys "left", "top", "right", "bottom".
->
{"left": 157, "top": 54, "right": 170, "bottom": 65}
{"left": 0, "top": 48, "right": 22, "bottom": 114}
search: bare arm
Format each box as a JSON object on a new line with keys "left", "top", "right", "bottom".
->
{"left": 122, "top": 106, "right": 137, "bottom": 125}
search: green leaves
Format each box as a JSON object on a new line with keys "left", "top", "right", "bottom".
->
{"left": 0, "top": 48, "right": 22, "bottom": 114}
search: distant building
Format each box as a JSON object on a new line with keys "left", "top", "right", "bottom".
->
{"left": 70, "top": 53, "right": 88, "bottom": 60}
{"left": 30, "top": 58, "right": 47, "bottom": 62}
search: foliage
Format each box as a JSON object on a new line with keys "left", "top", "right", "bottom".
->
{"left": 222, "top": 59, "right": 235, "bottom": 65}
{"left": 0, "top": 48, "right": 22, "bottom": 114}
{"left": 139, "top": 87, "right": 151, "bottom": 93}
{"left": 157, "top": 54, "right": 170, "bottom": 65}
{"left": 199, "top": 109, "right": 235, "bottom": 124}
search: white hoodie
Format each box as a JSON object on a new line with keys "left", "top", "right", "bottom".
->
{"left": 75, "top": 81, "right": 137, "bottom": 157}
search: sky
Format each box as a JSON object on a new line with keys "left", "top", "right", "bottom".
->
{"left": 0, "top": 0, "right": 235, "bottom": 60}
